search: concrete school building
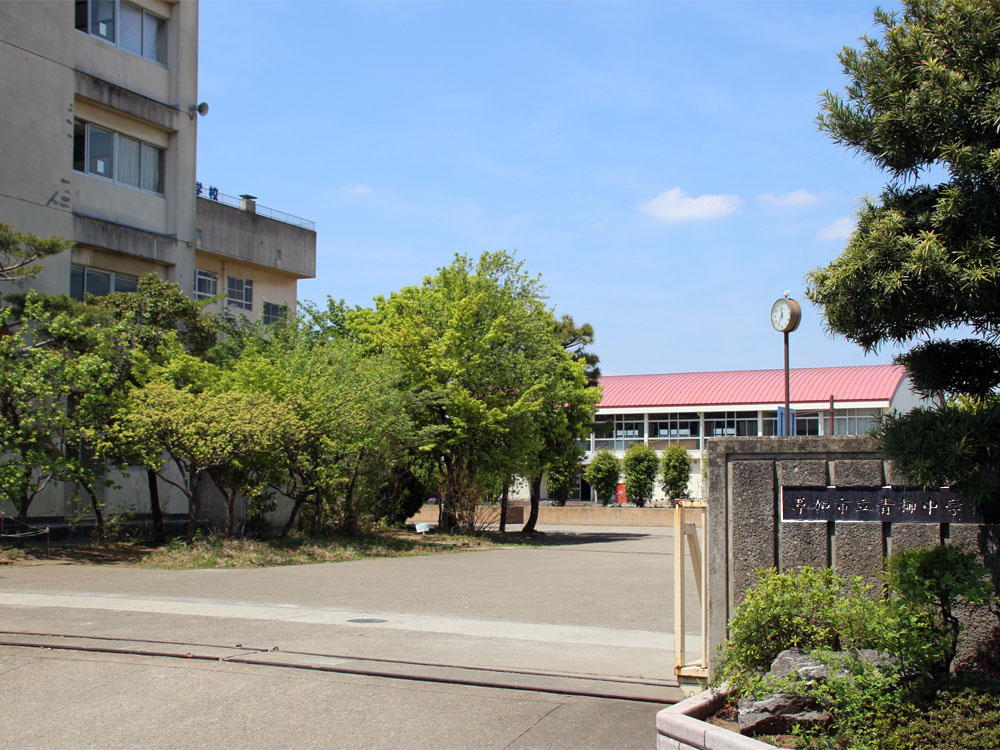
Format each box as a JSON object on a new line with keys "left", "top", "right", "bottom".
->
{"left": 0, "top": 0, "right": 315, "bottom": 523}
{"left": 560, "top": 364, "right": 927, "bottom": 504}
{"left": 0, "top": 0, "right": 316, "bottom": 324}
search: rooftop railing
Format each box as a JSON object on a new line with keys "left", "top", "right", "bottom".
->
{"left": 195, "top": 183, "right": 316, "bottom": 231}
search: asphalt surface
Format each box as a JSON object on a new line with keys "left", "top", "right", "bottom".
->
{"left": 0, "top": 525, "right": 703, "bottom": 749}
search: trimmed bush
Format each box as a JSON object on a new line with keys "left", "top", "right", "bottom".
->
{"left": 583, "top": 450, "right": 620, "bottom": 505}
{"left": 660, "top": 444, "right": 690, "bottom": 502}
{"left": 622, "top": 443, "right": 657, "bottom": 507}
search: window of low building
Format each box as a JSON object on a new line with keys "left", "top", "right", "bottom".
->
{"left": 194, "top": 269, "right": 217, "bottom": 300}
{"left": 70, "top": 265, "right": 138, "bottom": 300}
{"left": 74, "top": 120, "right": 164, "bottom": 194}
{"left": 592, "top": 414, "right": 644, "bottom": 451}
{"left": 648, "top": 412, "right": 700, "bottom": 450}
{"left": 262, "top": 302, "right": 288, "bottom": 325}
{"left": 833, "top": 409, "right": 880, "bottom": 436}
{"left": 75, "top": 0, "right": 166, "bottom": 63}
{"left": 704, "top": 411, "right": 759, "bottom": 439}
{"left": 794, "top": 414, "right": 821, "bottom": 436}
{"left": 227, "top": 276, "right": 253, "bottom": 311}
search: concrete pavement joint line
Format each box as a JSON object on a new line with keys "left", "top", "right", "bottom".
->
{"left": 0, "top": 591, "right": 689, "bottom": 650}
{"left": 0, "top": 639, "right": 678, "bottom": 705}
{"left": 0, "top": 629, "right": 680, "bottom": 687}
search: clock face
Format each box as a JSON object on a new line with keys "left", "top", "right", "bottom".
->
{"left": 771, "top": 297, "right": 801, "bottom": 332}
{"left": 771, "top": 299, "right": 789, "bottom": 330}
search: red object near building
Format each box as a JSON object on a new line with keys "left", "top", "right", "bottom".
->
{"left": 616, "top": 483, "right": 628, "bottom": 505}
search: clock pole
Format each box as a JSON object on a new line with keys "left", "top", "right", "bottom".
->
{"left": 784, "top": 330, "right": 791, "bottom": 436}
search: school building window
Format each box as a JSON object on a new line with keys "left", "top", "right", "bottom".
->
{"left": 262, "top": 302, "right": 287, "bottom": 325}
{"left": 227, "top": 276, "right": 252, "bottom": 310}
{"left": 75, "top": 0, "right": 166, "bottom": 64}
{"left": 73, "top": 120, "right": 164, "bottom": 194}
{"left": 194, "top": 269, "right": 217, "bottom": 300}
{"left": 70, "top": 265, "right": 138, "bottom": 300}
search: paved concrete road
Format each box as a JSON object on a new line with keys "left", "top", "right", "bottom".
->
{"left": 0, "top": 525, "right": 704, "bottom": 749}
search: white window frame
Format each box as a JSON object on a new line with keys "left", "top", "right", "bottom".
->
{"left": 75, "top": 0, "right": 166, "bottom": 64}
{"left": 227, "top": 276, "right": 253, "bottom": 311}
{"left": 70, "top": 264, "right": 138, "bottom": 300}
{"left": 194, "top": 269, "right": 218, "bottom": 301}
{"left": 262, "top": 302, "right": 288, "bottom": 325}
{"left": 74, "top": 120, "right": 164, "bottom": 195}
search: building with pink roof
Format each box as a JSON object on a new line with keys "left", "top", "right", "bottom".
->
{"left": 561, "top": 363, "right": 926, "bottom": 502}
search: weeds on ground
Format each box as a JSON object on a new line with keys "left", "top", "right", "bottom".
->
{"left": 0, "top": 528, "right": 523, "bottom": 568}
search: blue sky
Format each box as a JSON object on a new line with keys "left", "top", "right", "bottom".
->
{"left": 196, "top": 0, "right": 906, "bottom": 376}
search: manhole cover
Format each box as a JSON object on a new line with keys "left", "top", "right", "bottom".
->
{"left": 347, "top": 618, "right": 388, "bottom": 624}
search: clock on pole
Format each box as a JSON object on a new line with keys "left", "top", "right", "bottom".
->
{"left": 772, "top": 294, "right": 801, "bottom": 435}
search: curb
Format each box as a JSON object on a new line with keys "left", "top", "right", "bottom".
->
{"left": 655, "top": 689, "right": 777, "bottom": 750}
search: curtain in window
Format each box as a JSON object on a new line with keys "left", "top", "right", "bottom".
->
{"left": 143, "top": 13, "right": 165, "bottom": 62}
{"left": 140, "top": 143, "right": 163, "bottom": 193}
{"left": 118, "top": 135, "right": 141, "bottom": 187}
{"left": 119, "top": 3, "right": 142, "bottom": 55}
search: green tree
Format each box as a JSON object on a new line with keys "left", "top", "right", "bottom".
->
{"left": 92, "top": 275, "right": 220, "bottom": 541}
{"left": 104, "top": 357, "right": 290, "bottom": 538}
{"left": 660, "top": 444, "right": 691, "bottom": 502}
{"left": 351, "top": 251, "right": 595, "bottom": 532}
{"left": 622, "top": 443, "right": 657, "bottom": 507}
{"left": 0, "top": 222, "right": 71, "bottom": 289}
{"left": 584, "top": 450, "right": 621, "bottom": 505}
{"left": 545, "top": 452, "right": 580, "bottom": 507}
{"left": 807, "top": 0, "right": 1000, "bottom": 509}
{"left": 0, "top": 292, "right": 130, "bottom": 521}
{"left": 519, "top": 315, "right": 602, "bottom": 532}
{"left": 225, "top": 335, "right": 414, "bottom": 536}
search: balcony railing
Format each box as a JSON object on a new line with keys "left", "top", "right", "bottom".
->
{"left": 195, "top": 183, "right": 316, "bottom": 231}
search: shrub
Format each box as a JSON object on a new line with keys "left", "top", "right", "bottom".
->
{"left": 584, "top": 450, "right": 620, "bottom": 505}
{"left": 714, "top": 566, "right": 889, "bottom": 688}
{"left": 659, "top": 444, "right": 690, "bottom": 502}
{"left": 887, "top": 684, "right": 1000, "bottom": 750}
{"left": 545, "top": 453, "right": 579, "bottom": 507}
{"left": 622, "top": 443, "right": 658, "bottom": 507}
{"left": 886, "top": 545, "right": 994, "bottom": 676}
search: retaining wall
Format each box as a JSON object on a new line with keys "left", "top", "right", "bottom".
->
{"left": 407, "top": 504, "right": 678, "bottom": 527}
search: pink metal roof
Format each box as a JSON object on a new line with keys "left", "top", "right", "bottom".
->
{"left": 597, "top": 365, "right": 907, "bottom": 410}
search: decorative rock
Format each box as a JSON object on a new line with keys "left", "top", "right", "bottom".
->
{"left": 738, "top": 694, "right": 831, "bottom": 735}
{"left": 769, "top": 648, "right": 829, "bottom": 682}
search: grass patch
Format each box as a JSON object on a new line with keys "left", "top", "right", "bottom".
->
{"left": 0, "top": 528, "right": 537, "bottom": 569}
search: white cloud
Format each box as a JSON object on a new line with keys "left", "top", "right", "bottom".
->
{"left": 637, "top": 187, "right": 741, "bottom": 224}
{"left": 343, "top": 183, "right": 373, "bottom": 196}
{"left": 816, "top": 216, "right": 855, "bottom": 241}
{"left": 758, "top": 189, "right": 821, "bottom": 207}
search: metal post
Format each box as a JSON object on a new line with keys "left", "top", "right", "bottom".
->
{"left": 784, "top": 331, "right": 791, "bottom": 436}
{"left": 674, "top": 502, "right": 684, "bottom": 674}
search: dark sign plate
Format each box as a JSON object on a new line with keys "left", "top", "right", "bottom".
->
{"left": 781, "top": 486, "right": 985, "bottom": 524}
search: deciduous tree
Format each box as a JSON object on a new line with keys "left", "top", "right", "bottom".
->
{"left": 352, "top": 251, "right": 597, "bottom": 532}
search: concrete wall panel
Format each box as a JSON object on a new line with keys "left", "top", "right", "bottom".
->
{"left": 889, "top": 523, "right": 939, "bottom": 553}
{"left": 729, "top": 461, "right": 776, "bottom": 607}
{"left": 831, "top": 460, "right": 884, "bottom": 487}
{"left": 833, "top": 522, "right": 884, "bottom": 591}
